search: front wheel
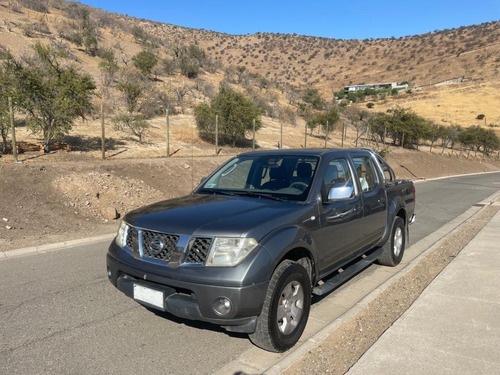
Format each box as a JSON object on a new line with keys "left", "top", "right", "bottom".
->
{"left": 378, "top": 216, "right": 406, "bottom": 267}
{"left": 249, "top": 260, "right": 311, "bottom": 352}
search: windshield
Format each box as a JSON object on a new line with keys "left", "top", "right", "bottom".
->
{"left": 198, "top": 155, "right": 319, "bottom": 201}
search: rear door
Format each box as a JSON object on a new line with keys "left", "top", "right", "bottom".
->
{"left": 351, "top": 154, "right": 387, "bottom": 246}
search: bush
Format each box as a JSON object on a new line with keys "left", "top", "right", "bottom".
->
{"left": 20, "top": 0, "right": 48, "bottom": 13}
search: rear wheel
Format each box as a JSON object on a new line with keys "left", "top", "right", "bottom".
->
{"left": 378, "top": 216, "right": 405, "bottom": 267}
{"left": 249, "top": 260, "right": 311, "bottom": 352}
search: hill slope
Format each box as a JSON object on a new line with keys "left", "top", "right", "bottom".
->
{"left": 1, "top": 0, "right": 499, "bottom": 145}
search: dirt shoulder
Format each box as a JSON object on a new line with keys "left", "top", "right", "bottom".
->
{"left": 0, "top": 155, "right": 226, "bottom": 251}
{"left": 1, "top": 148, "right": 499, "bottom": 252}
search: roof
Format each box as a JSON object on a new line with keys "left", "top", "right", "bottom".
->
{"left": 238, "top": 148, "right": 375, "bottom": 158}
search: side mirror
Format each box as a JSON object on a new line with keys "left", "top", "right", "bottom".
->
{"left": 328, "top": 183, "right": 354, "bottom": 201}
{"left": 200, "top": 177, "right": 207, "bottom": 184}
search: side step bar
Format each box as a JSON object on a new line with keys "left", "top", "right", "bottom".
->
{"left": 312, "top": 248, "right": 384, "bottom": 296}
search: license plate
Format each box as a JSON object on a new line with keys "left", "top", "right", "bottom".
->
{"left": 133, "top": 283, "right": 165, "bottom": 310}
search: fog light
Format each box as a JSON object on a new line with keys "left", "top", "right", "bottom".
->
{"left": 107, "top": 268, "right": 112, "bottom": 279}
{"left": 213, "top": 297, "right": 232, "bottom": 316}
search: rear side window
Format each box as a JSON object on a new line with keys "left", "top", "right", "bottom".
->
{"left": 352, "top": 156, "right": 378, "bottom": 193}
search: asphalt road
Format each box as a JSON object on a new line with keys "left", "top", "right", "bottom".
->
{"left": 1, "top": 172, "right": 499, "bottom": 375}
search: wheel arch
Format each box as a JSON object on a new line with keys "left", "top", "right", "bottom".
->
{"left": 275, "top": 247, "right": 316, "bottom": 286}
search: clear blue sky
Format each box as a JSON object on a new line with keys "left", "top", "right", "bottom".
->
{"left": 74, "top": 0, "right": 499, "bottom": 39}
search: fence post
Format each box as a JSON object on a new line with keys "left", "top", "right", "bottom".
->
{"left": 166, "top": 108, "right": 170, "bottom": 157}
{"left": 341, "top": 121, "right": 345, "bottom": 147}
{"left": 100, "top": 103, "right": 105, "bottom": 160}
{"left": 9, "top": 97, "right": 18, "bottom": 163}
{"left": 324, "top": 120, "right": 329, "bottom": 148}
{"left": 304, "top": 122, "right": 307, "bottom": 148}
{"left": 215, "top": 114, "right": 218, "bottom": 155}
{"left": 280, "top": 120, "right": 283, "bottom": 149}
{"left": 252, "top": 118, "right": 256, "bottom": 150}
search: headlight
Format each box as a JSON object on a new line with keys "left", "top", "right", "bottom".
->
{"left": 206, "top": 237, "right": 258, "bottom": 267}
{"left": 115, "top": 221, "right": 129, "bottom": 248}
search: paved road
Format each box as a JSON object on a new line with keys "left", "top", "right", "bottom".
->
{"left": 1, "top": 172, "right": 499, "bottom": 375}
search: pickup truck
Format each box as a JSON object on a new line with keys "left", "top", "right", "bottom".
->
{"left": 107, "top": 148, "right": 415, "bottom": 352}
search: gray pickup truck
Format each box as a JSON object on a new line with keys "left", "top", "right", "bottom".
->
{"left": 107, "top": 148, "right": 415, "bottom": 352}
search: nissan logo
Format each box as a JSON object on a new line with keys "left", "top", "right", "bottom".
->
{"left": 149, "top": 236, "right": 165, "bottom": 255}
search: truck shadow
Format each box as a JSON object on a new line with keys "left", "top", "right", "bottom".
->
{"left": 144, "top": 306, "right": 248, "bottom": 339}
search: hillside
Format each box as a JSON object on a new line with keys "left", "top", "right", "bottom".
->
{"left": 0, "top": 0, "right": 499, "bottom": 152}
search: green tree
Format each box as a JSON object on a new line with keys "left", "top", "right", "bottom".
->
{"left": 440, "top": 125, "right": 462, "bottom": 155}
{"left": 98, "top": 49, "right": 119, "bottom": 86}
{"left": 306, "top": 107, "right": 340, "bottom": 137}
{"left": 368, "top": 112, "right": 392, "bottom": 145}
{"left": 385, "top": 107, "right": 430, "bottom": 148}
{"left": 344, "top": 107, "right": 371, "bottom": 146}
{"left": 459, "top": 126, "right": 500, "bottom": 156}
{"left": 187, "top": 44, "right": 207, "bottom": 67}
{"left": 6, "top": 43, "right": 95, "bottom": 153}
{"left": 117, "top": 81, "right": 142, "bottom": 114}
{"left": 302, "top": 89, "right": 325, "bottom": 110}
{"left": 114, "top": 80, "right": 150, "bottom": 142}
{"left": 112, "top": 114, "right": 148, "bottom": 143}
{"left": 194, "top": 86, "right": 262, "bottom": 147}
{"left": 132, "top": 50, "right": 158, "bottom": 77}
{"left": 179, "top": 55, "right": 200, "bottom": 79}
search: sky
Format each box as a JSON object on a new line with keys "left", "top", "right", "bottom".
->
{"left": 73, "top": 0, "right": 499, "bottom": 40}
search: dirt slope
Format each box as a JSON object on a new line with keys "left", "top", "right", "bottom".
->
{"left": 1, "top": 149, "right": 499, "bottom": 252}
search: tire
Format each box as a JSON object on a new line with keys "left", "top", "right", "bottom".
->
{"left": 378, "top": 216, "right": 405, "bottom": 267}
{"left": 249, "top": 260, "right": 311, "bottom": 352}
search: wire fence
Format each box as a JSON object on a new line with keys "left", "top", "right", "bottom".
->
{"left": 2, "top": 98, "right": 500, "bottom": 163}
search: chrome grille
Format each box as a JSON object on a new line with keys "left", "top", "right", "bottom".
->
{"left": 126, "top": 227, "right": 139, "bottom": 254}
{"left": 141, "top": 230, "right": 179, "bottom": 261}
{"left": 186, "top": 238, "right": 212, "bottom": 263}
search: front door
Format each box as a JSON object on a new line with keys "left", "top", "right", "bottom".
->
{"left": 314, "top": 158, "right": 364, "bottom": 270}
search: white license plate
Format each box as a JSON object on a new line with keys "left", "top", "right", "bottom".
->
{"left": 133, "top": 283, "right": 165, "bottom": 310}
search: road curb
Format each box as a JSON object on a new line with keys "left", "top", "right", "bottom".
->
{"left": 262, "top": 189, "right": 500, "bottom": 374}
{"left": 0, "top": 233, "right": 116, "bottom": 260}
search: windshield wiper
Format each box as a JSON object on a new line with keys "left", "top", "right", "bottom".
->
{"left": 232, "top": 191, "right": 286, "bottom": 201}
{"left": 201, "top": 189, "right": 286, "bottom": 201}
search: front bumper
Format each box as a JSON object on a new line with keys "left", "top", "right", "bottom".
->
{"left": 106, "top": 249, "right": 268, "bottom": 333}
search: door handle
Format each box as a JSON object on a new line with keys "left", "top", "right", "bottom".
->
{"left": 327, "top": 207, "right": 354, "bottom": 221}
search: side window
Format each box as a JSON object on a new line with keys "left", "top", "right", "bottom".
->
{"left": 324, "top": 158, "right": 353, "bottom": 188}
{"left": 352, "top": 157, "right": 378, "bottom": 193}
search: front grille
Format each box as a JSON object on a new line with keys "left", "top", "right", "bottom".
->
{"left": 141, "top": 230, "right": 179, "bottom": 261}
{"left": 186, "top": 238, "right": 212, "bottom": 263}
{"left": 125, "top": 226, "right": 212, "bottom": 265}
{"left": 126, "top": 227, "right": 139, "bottom": 254}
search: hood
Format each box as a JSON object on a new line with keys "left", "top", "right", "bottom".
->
{"left": 124, "top": 193, "right": 298, "bottom": 238}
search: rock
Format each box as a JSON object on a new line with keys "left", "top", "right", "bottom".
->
{"left": 2, "top": 218, "right": 8, "bottom": 222}
{"left": 6, "top": 225, "right": 12, "bottom": 230}
{"left": 101, "top": 207, "right": 119, "bottom": 221}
